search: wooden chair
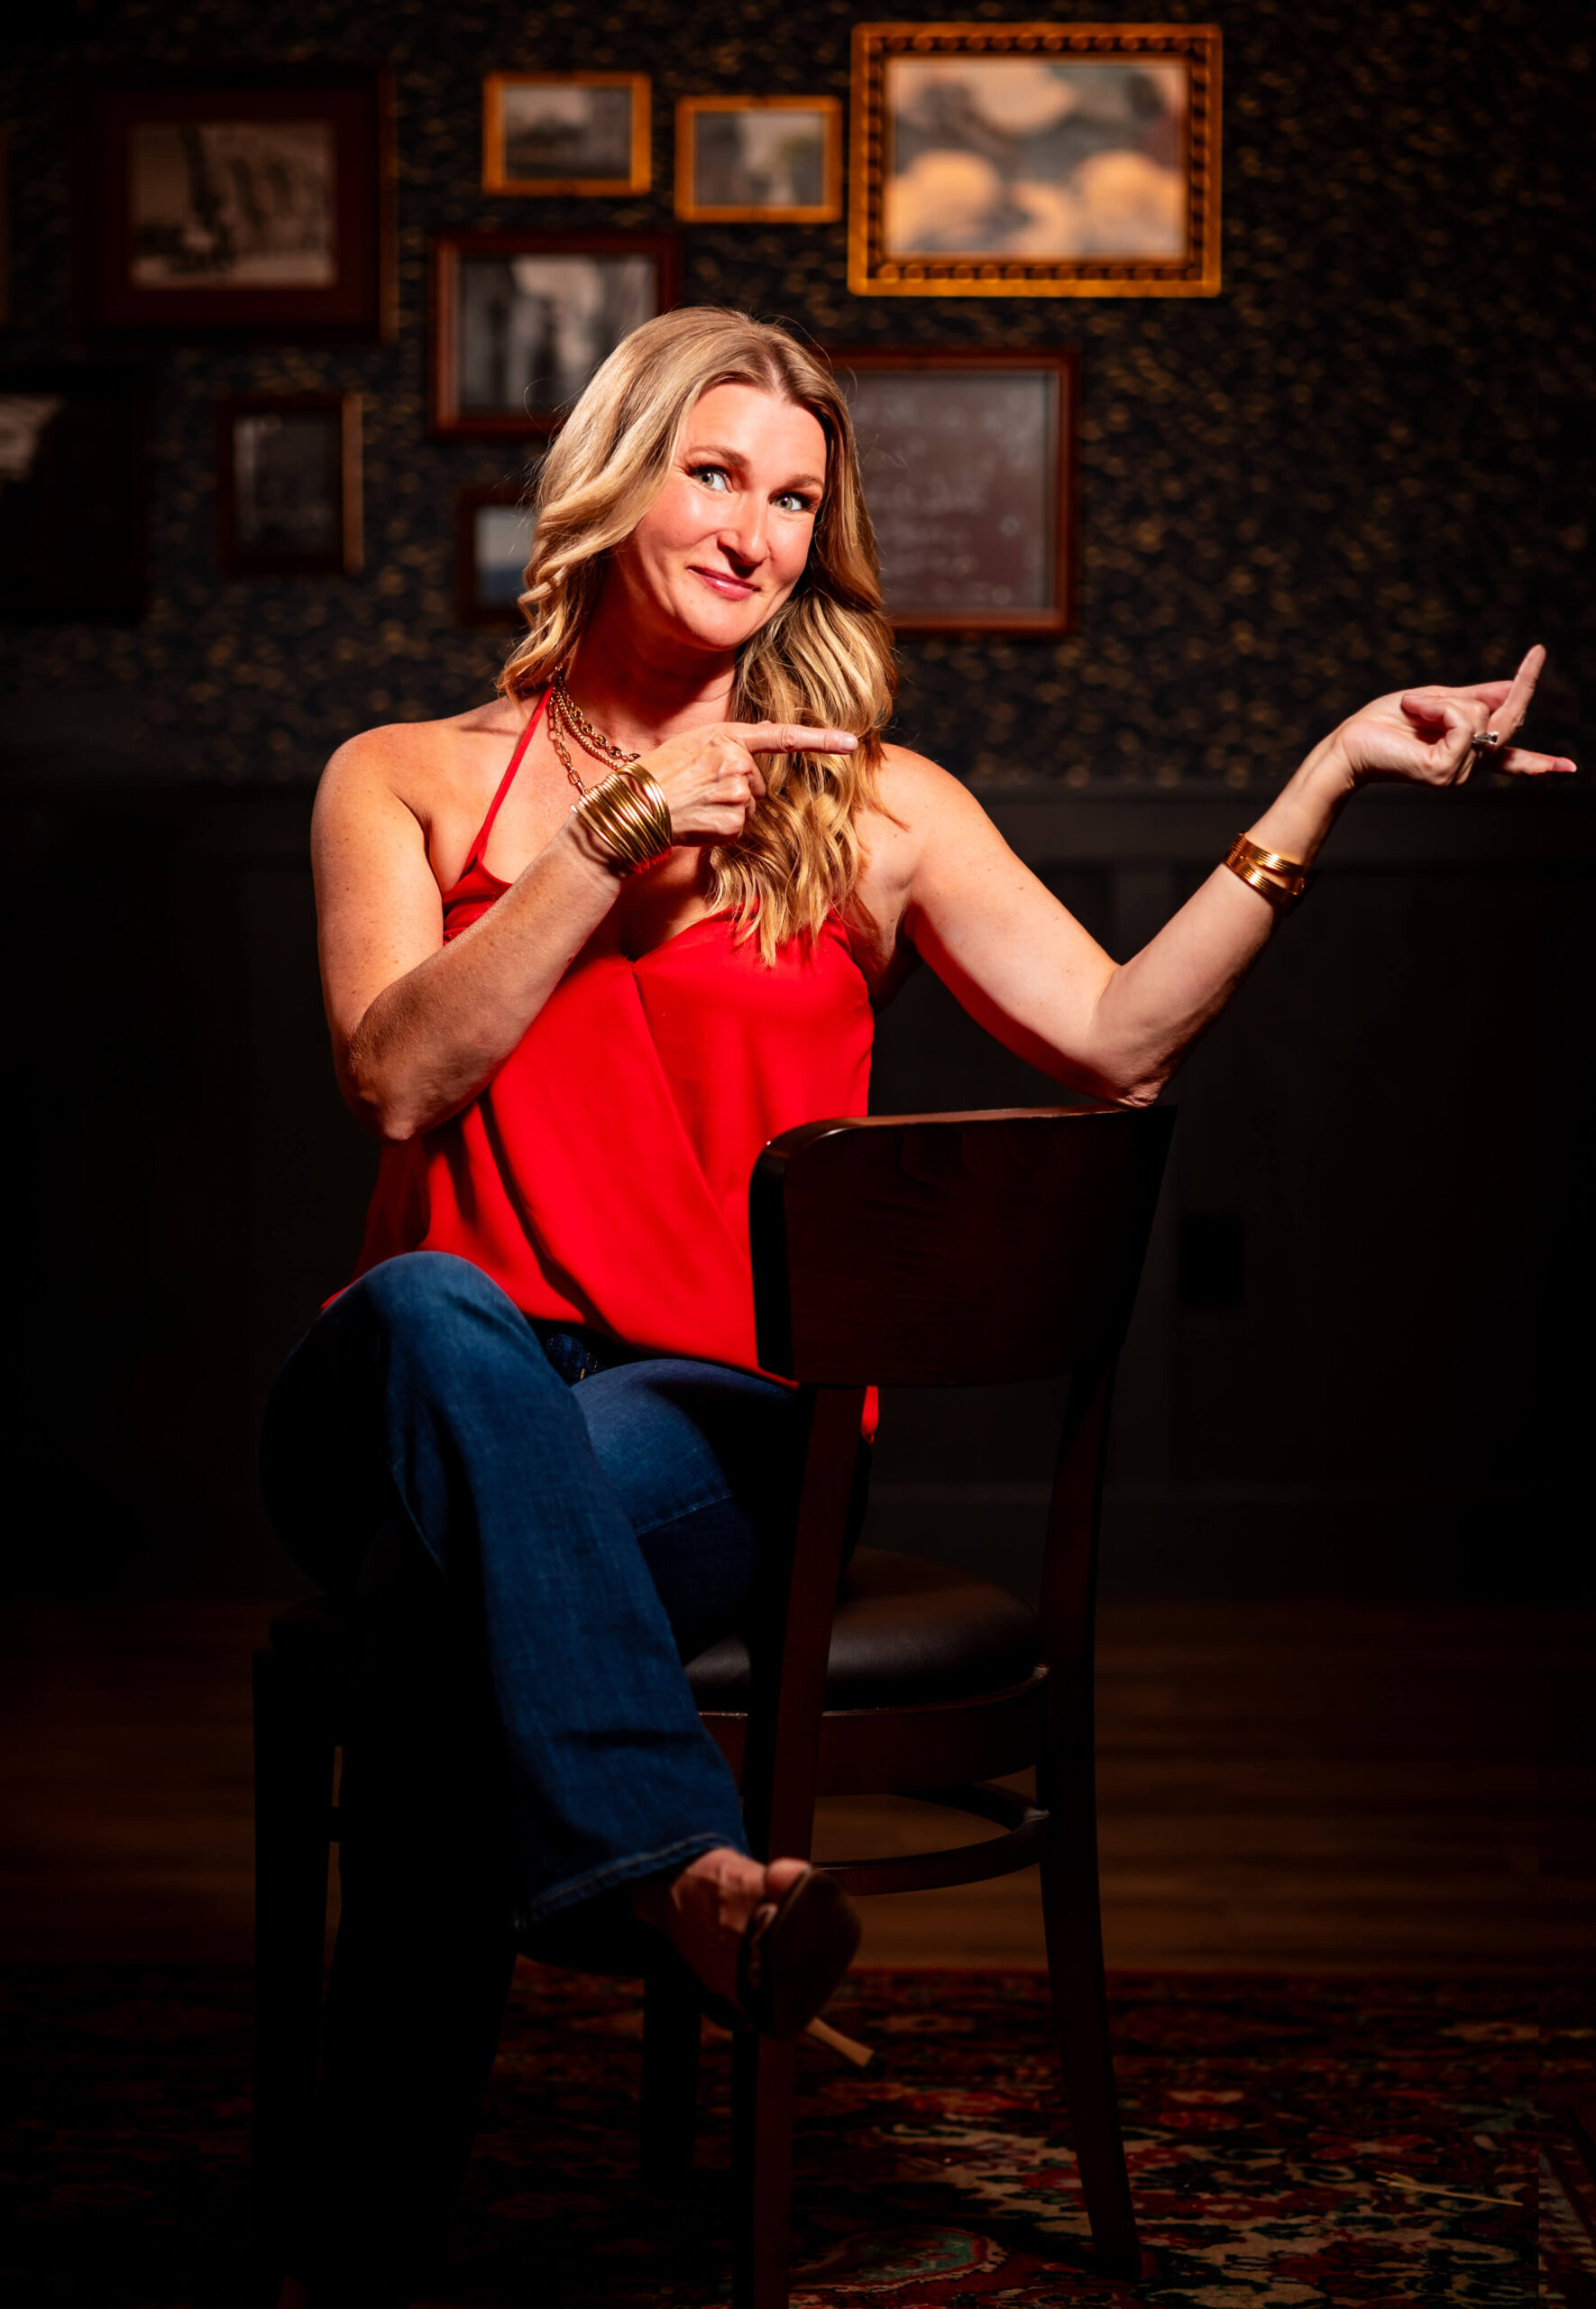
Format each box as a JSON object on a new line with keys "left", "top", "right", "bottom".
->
{"left": 253, "top": 1101, "right": 1172, "bottom": 2306}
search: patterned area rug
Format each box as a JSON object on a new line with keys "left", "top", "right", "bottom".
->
{"left": 1, "top": 1967, "right": 1587, "bottom": 2306}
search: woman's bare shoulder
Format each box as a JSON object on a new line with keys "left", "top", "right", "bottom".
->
{"left": 867, "top": 742, "right": 997, "bottom": 851}
{"left": 316, "top": 700, "right": 524, "bottom": 826}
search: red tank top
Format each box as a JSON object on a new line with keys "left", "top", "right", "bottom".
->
{"left": 349, "top": 695, "right": 876, "bottom": 1376}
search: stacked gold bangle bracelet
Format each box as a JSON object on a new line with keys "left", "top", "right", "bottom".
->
{"left": 572, "top": 767, "right": 674, "bottom": 876}
{"left": 1223, "top": 834, "right": 1312, "bottom": 912}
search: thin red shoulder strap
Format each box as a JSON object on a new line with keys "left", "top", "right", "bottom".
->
{"left": 464, "top": 689, "right": 548, "bottom": 869}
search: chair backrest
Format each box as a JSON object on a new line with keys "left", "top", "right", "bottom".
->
{"left": 750, "top": 1105, "right": 1174, "bottom": 1387}
{"left": 736, "top": 1107, "right": 1174, "bottom": 1862}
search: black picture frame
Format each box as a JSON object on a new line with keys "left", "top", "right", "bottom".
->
{"left": 0, "top": 367, "right": 148, "bottom": 621}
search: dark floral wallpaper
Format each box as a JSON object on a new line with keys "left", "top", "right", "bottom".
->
{"left": 1, "top": 0, "right": 1587, "bottom": 787}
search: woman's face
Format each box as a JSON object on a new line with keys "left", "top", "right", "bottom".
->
{"left": 607, "top": 382, "right": 828, "bottom": 660}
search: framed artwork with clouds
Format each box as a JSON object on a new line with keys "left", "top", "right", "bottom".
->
{"left": 849, "top": 23, "right": 1220, "bottom": 297}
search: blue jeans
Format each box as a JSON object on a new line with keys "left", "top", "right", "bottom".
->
{"left": 260, "top": 1251, "right": 809, "bottom": 2299}
{"left": 261, "top": 1249, "right": 812, "bottom": 1929}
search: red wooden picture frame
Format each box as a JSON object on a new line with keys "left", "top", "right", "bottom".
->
{"left": 431, "top": 231, "right": 679, "bottom": 438}
{"left": 81, "top": 66, "right": 395, "bottom": 340}
{"left": 827, "top": 345, "right": 1077, "bottom": 635}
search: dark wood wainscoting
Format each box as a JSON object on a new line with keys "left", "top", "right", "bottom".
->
{"left": 1, "top": 777, "right": 1589, "bottom": 1602}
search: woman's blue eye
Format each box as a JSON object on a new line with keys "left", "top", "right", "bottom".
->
{"left": 692, "top": 465, "right": 730, "bottom": 492}
{"left": 775, "top": 492, "right": 813, "bottom": 515}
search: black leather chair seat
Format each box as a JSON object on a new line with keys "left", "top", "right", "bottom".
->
{"left": 686, "top": 1546, "right": 1039, "bottom": 1710}
{"left": 271, "top": 1549, "right": 1039, "bottom": 1715}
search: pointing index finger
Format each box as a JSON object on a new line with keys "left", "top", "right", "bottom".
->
{"left": 1491, "top": 643, "right": 1546, "bottom": 744}
{"left": 731, "top": 722, "right": 860, "bottom": 755}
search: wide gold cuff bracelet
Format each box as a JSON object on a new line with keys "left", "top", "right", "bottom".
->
{"left": 1223, "top": 833, "right": 1312, "bottom": 911}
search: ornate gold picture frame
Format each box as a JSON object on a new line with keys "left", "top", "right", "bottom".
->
{"left": 482, "top": 73, "right": 651, "bottom": 197}
{"left": 848, "top": 22, "right": 1220, "bottom": 298}
{"left": 674, "top": 97, "right": 842, "bottom": 223}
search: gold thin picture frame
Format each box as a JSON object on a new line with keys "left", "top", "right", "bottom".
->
{"left": 848, "top": 22, "right": 1221, "bottom": 298}
{"left": 674, "top": 97, "right": 843, "bottom": 224}
{"left": 482, "top": 72, "right": 651, "bottom": 197}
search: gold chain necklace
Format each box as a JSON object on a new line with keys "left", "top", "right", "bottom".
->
{"left": 547, "top": 667, "right": 639, "bottom": 799}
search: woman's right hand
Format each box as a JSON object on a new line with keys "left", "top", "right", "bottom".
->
{"left": 636, "top": 721, "right": 858, "bottom": 847}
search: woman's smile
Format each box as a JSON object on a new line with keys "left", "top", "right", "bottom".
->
{"left": 691, "top": 565, "right": 759, "bottom": 601}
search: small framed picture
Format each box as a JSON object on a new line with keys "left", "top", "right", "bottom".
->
{"left": 0, "top": 367, "right": 147, "bottom": 620}
{"left": 216, "top": 392, "right": 362, "bottom": 576}
{"left": 674, "top": 97, "right": 842, "bottom": 222}
{"left": 849, "top": 23, "right": 1220, "bottom": 297}
{"left": 831, "top": 349, "right": 1075, "bottom": 633}
{"left": 454, "top": 483, "right": 538, "bottom": 625}
{"left": 1, "top": 129, "right": 10, "bottom": 327}
{"left": 431, "top": 231, "right": 678, "bottom": 437}
{"left": 80, "top": 68, "right": 395, "bottom": 336}
{"left": 482, "top": 73, "right": 651, "bottom": 196}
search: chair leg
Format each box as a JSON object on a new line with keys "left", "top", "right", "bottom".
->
{"left": 1038, "top": 1729, "right": 1142, "bottom": 2277}
{"left": 640, "top": 1961, "right": 702, "bottom": 2189}
{"left": 252, "top": 1649, "right": 337, "bottom": 2271}
{"left": 731, "top": 2028, "right": 796, "bottom": 2309}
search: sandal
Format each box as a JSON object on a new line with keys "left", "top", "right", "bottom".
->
{"left": 677, "top": 1866, "right": 860, "bottom": 2041}
{"left": 736, "top": 1867, "right": 861, "bottom": 2040}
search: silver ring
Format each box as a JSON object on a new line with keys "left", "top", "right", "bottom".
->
{"left": 1470, "top": 729, "right": 1503, "bottom": 753}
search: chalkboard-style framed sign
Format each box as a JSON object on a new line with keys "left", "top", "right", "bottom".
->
{"left": 849, "top": 22, "right": 1220, "bottom": 298}
{"left": 831, "top": 348, "right": 1075, "bottom": 634}
{"left": 431, "top": 231, "right": 679, "bottom": 437}
{"left": 80, "top": 66, "right": 396, "bottom": 338}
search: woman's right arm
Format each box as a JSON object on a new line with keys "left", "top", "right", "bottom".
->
{"left": 313, "top": 730, "right": 624, "bottom": 1141}
{"left": 313, "top": 717, "right": 858, "bottom": 1141}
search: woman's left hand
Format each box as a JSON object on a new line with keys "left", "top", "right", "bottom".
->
{"left": 1316, "top": 642, "right": 1576, "bottom": 790}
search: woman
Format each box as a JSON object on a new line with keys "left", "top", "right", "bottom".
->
{"left": 261, "top": 307, "right": 1568, "bottom": 2300}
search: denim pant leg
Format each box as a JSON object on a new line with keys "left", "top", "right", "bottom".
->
{"left": 567, "top": 1347, "right": 809, "bottom": 1663}
{"left": 259, "top": 1254, "right": 804, "bottom": 2302}
{"left": 260, "top": 1250, "right": 758, "bottom": 1924}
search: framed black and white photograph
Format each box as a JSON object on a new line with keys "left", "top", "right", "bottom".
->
{"left": 674, "top": 97, "right": 842, "bottom": 223}
{"left": 482, "top": 73, "right": 651, "bottom": 196}
{"left": 849, "top": 23, "right": 1220, "bottom": 297}
{"left": 832, "top": 348, "right": 1074, "bottom": 632}
{"left": 431, "top": 232, "right": 677, "bottom": 437}
{"left": 0, "top": 367, "right": 147, "bottom": 620}
{"left": 216, "top": 392, "right": 362, "bottom": 577}
{"left": 81, "top": 68, "right": 395, "bottom": 336}
{"left": 454, "top": 483, "right": 538, "bottom": 625}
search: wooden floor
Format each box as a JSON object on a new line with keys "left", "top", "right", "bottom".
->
{"left": 0, "top": 1598, "right": 1584, "bottom": 1973}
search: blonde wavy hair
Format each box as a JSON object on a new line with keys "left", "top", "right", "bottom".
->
{"left": 499, "top": 308, "right": 896, "bottom": 960}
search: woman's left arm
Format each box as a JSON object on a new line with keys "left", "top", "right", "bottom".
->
{"left": 896, "top": 646, "right": 1575, "bottom": 1108}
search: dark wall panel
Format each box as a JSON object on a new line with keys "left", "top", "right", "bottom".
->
{"left": 2, "top": 0, "right": 1586, "bottom": 787}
